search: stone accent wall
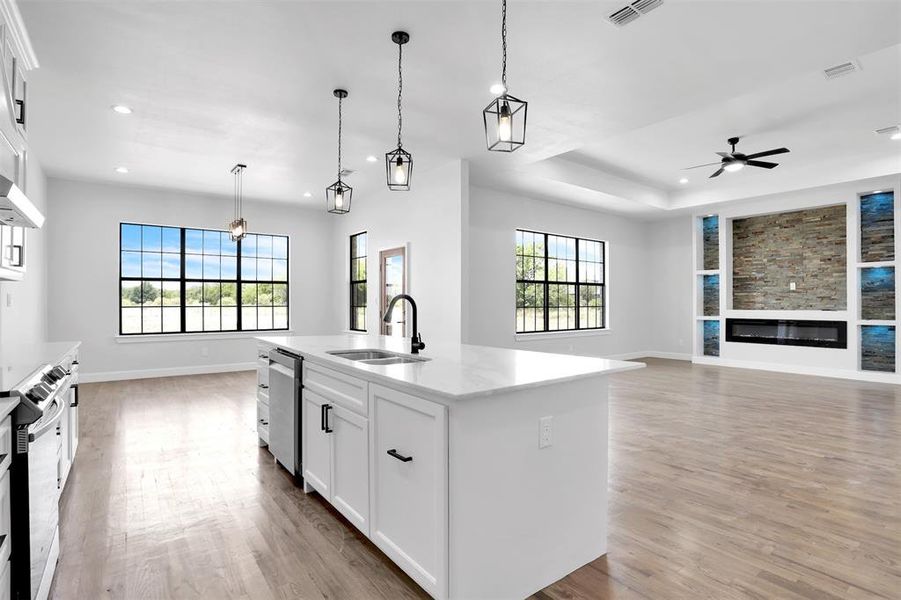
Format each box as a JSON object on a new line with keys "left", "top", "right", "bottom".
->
{"left": 860, "top": 267, "right": 895, "bottom": 320}
{"left": 860, "top": 192, "right": 894, "bottom": 263}
{"left": 861, "top": 325, "right": 895, "bottom": 372}
{"left": 703, "top": 320, "right": 719, "bottom": 356}
{"left": 702, "top": 216, "right": 719, "bottom": 270}
{"left": 732, "top": 205, "right": 847, "bottom": 310}
{"left": 703, "top": 274, "right": 719, "bottom": 316}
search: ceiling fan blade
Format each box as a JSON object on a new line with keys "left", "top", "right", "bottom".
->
{"left": 715, "top": 152, "right": 732, "bottom": 158}
{"left": 746, "top": 160, "right": 779, "bottom": 169}
{"left": 683, "top": 161, "right": 722, "bottom": 170}
{"left": 709, "top": 167, "right": 725, "bottom": 178}
{"left": 745, "top": 147, "right": 789, "bottom": 160}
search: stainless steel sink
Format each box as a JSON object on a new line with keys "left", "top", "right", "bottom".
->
{"left": 327, "top": 349, "right": 430, "bottom": 365}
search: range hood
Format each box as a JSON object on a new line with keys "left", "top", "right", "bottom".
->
{"left": 0, "top": 174, "right": 44, "bottom": 228}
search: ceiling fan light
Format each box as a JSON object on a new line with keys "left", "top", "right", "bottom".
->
{"left": 724, "top": 162, "right": 744, "bottom": 173}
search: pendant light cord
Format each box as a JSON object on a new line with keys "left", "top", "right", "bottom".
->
{"left": 397, "top": 42, "right": 403, "bottom": 149}
{"left": 337, "top": 95, "right": 343, "bottom": 180}
{"left": 501, "top": 0, "right": 507, "bottom": 89}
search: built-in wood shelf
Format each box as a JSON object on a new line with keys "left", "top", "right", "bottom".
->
{"left": 695, "top": 316, "right": 720, "bottom": 321}
{"left": 695, "top": 269, "right": 720, "bottom": 276}
{"left": 857, "top": 319, "right": 897, "bottom": 326}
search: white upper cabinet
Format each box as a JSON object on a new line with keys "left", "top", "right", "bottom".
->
{"left": 0, "top": 3, "right": 37, "bottom": 281}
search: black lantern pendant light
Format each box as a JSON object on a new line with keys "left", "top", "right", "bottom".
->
{"left": 228, "top": 163, "right": 248, "bottom": 241}
{"left": 386, "top": 31, "right": 412, "bottom": 191}
{"left": 327, "top": 89, "right": 352, "bottom": 214}
{"left": 483, "top": 0, "right": 527, "bottom": 152}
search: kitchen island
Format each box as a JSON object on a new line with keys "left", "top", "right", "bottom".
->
{"left": 256, "top": 334, "right": 643, "bottom": 600}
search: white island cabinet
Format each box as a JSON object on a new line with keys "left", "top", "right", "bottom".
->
{"left": 256, "top": 335, "right": 643, "bottom": 600}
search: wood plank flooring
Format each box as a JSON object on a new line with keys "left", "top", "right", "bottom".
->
{"left": 50, "top": 360, "right": 900, "bottom": 599}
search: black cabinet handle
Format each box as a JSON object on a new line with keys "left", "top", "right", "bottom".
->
{"left": 258, "top": 383, "right": 269, "bottom": 390}
{"left": 259, "top": 419, "right": 268, "bottom": 426}
{"left": 324, "top": 405, "right": 333, "bottom": 433}
{"left": 71, "top": 384, "right": 79, "bottom": 407}
{"left": 387, "top": 449, "right": 413, "bottom": 463}
{"left": 15, "top": 99, "right": 24, "bottom": 125}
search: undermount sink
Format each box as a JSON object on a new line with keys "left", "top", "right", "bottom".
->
{"left": 327, "top": 349, "right": 431, "bottom": 365}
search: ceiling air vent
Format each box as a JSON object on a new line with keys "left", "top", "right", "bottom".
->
{"left": 608, "top": 0, "right": 663, "bottom": 27}
{"left": 631, "top": 0, "right": 664, "bottom": 14}
{"left": 608, "top": 6, "right": 639, "bottom": 26}
{"left": 823, "top": 60, "right": 860, "bottom": 80}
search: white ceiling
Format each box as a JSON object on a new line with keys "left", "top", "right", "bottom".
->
{"left": 18, "top": 0, "right": 901, "bottom": 216}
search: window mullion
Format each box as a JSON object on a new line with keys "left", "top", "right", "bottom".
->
{"left": 543, "top": 233, "right": 549, "bottom": 333}
{"left": 179, "top": 227, "right": 186, "bottom": 333}
{"left": 575, "top": 236, "right": 581, "bottom": 330}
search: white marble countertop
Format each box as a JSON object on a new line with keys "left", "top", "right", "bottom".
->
{"left": 0, "top": 341, "right": 81, "bottom": 393}
{"left": 256, "top": 334, "right": 644, "bottom": 400}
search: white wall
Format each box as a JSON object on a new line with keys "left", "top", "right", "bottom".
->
{"left": 330, "top": 159, "right": 467, "bottom": 345}
{"left": 45, "top": 177, "right": 335, "bottom": 380}
{"left": 0, "top": 155, "right": 49, "bottom": 350}
{"left": 465, "top": 185, "right": 652, "bottom": 358}
{"left": 646, "top": 216, "right": 692, "bottom": 357}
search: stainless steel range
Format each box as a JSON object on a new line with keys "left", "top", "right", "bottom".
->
{"left": 9, "top": 355, "right": 78, "bottom": 600}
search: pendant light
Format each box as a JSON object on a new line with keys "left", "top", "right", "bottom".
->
{"left": 326, "top": 89, "right": 352, "bottom": 214}
{"left": 482, "top": 0, "right": 527, "bottom": 152}
{"left": 228, "top": 163, "right": 247, "bottom": 241}
{"left": 385, "top": 31, "right": 412, "bottom": 191}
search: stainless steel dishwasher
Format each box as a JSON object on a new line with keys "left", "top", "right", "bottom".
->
{"left": 268, "top": 349, "right": 302, "bottom": 478}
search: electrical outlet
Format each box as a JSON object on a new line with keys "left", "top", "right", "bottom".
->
{"left": 789, "top": 281, "right": 796, "bottom": 291}
{"left": 539, "top": 416, "right": 553, "bottom": 449}
{"left": 201, "top": 346, "right": 209, "bottom": 357}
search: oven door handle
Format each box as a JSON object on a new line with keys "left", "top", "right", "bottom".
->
{"left": 28, "top": 399, "right": 64, "bottom": 442}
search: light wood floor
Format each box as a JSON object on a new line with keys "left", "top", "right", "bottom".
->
{"left": 51, "top": 360, "right": 900, "bottom": 599}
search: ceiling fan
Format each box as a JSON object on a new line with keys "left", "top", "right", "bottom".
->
{"left": 684, "top": 137, "right": 790, "bottom": 178}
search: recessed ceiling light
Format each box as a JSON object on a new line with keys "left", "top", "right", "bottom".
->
{"left": 489, "top": 83, "right": 506, "bottom": 95}
{"left": 111, "top": 105, "right": 132, "bottom": 115}
{"left": 115, "top": 166, "right": 129, "bottom": 174}
{"left": 679, "top": 177, "right": 689, "bottom": 184}
{"left": 366, "top": 155, "right": 378, "bottom": 163}
{"left": 303, "top": 191, "right": 312, "bottom": 198}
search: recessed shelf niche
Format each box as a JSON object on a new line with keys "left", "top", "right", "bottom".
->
{"left": 703, "top": 274, "right": 719, "bottom": 316}
{"left": 702, "top": 215, "right": 719, "bottom": 270}
{"left": 860, "top": 266, "right": 895, "bottom": 321}
{"left": 860, "top": 325, "right": 895, "bottom": 372}
{"left": 860, "top": 191, "right": 894, "bottom": 263}
{"left": 703, "top": 320, "right": 720, "bottom": 357}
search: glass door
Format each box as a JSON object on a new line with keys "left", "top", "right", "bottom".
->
{"left": 379, "top": 247, "right": 406, "bottom": 336}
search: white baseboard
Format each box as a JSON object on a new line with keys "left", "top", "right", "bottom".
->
{"left": 606, "top": 351, "right": 692, "bottom": 361}
{"left": 79, "top": 361, "right": 257, "bottom": 383}
{"left": 691, "top": 356, "right": 901, "bottom": 384}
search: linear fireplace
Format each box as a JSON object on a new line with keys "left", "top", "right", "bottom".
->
{"left": 725, "top": 318, "right": 848, "bottom": 349}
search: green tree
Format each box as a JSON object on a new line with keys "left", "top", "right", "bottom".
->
{"left": 128, "top": 282, "right": 159, "bottom": 305}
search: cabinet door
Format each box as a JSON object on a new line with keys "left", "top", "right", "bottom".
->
{"left": 329, "top": 404, "right": 369, "bottom": 535}
{"left": 370, "top": 385, "right": 448, "bottom": 599}
{"left": 58, "top": 399, "right": 70, "bottom": 489}
{"left": 302, "top": 389, "right": 330, "bottom": 497}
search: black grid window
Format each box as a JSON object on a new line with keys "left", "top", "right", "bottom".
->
{"left": 516, "top": 229, "right": 606, "bottom": 334}
{"left": 120, "top": 223, "right": 289, "bottom": 335}
{"left": 349, "top": 232, "right": 367, "bottom": 331}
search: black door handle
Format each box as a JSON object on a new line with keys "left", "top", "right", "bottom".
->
{"left": 387, "top": 449, "right": 413, "bottom": 462}
{"left": 324, "top": 405, "right": 333, "bottom": 433}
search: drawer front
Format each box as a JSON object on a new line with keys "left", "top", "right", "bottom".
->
{"left": 0, "top": 468, "right": 9, "bottom": 566}
{"left": 370, "top": 384, "right": 447, "bottom": 599}
{"left": 0, "top": 416, "right": 9, "bottom": 473}
{"left": 257, "top": 401, "right": 270, "bottom": 430}
{"left": 257, "top": 367, "right": 269, "bottom": 390}
{"left": 304, "top": 362, "right": 368, "bottom": 416}
{"left": 256, "top": 387, "right": 269, "bottom": 405}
